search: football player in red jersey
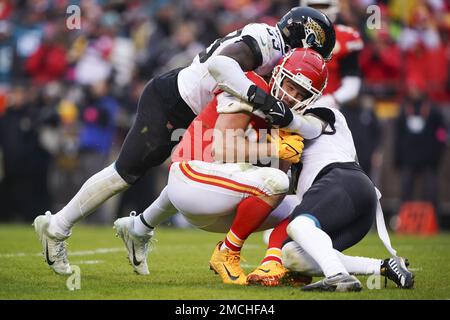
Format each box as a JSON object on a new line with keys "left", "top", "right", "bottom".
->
{"left": 300, "top": 0, "right": 363, "bottom": 109}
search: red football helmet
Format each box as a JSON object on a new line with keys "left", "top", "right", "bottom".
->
{"left": 270, "top": 48, "right": 328, "bottom": 112}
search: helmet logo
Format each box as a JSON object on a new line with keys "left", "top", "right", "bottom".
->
{"left": 304, "top": 17, "right": 325, "bottom": 48}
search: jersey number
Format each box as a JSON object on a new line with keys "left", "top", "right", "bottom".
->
{"left": 199, "top": 29, "right": 243, "bottom": 63}
{"left": 266, "top": 28, "right": 281, "bottom": 51}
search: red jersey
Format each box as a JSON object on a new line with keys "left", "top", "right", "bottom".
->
{"left": 324, "top": 24, "right": 363, "bottom": 94}
{"left": 172, "top": 72, "right": 269, "bottom": 163}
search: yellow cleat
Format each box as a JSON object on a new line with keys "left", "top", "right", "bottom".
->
{"left": 247, "top": 261, "right": 288, "bottom": 287}
{"left": 209, "top": 242, "right": 247, "bottom": 285}
{"left": 247, "top": 261, "right": 313, "bottom": 287}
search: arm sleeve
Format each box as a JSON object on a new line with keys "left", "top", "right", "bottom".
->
{"left": 285, "top": 113, "right": 325, "bottom": 140}
{"left": 207, "top": 55, "right": 256, "bottom": 102}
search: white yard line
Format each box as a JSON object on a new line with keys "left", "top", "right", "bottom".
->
{"left": 0, "top": 247, "right": 125, "bottom": 258}
{"left": 71, "top": 260, "right": 104, "bottom": 265}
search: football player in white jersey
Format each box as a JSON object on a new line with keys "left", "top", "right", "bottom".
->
{"left": 33, "top": 7, "right": 336, "bottom": 276}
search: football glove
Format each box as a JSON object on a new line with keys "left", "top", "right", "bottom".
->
{"left": 247, "top": 85, "right": 293, "bottom": 127}
{"left": 268, "top": 129, "right": 304, "bottom": 164}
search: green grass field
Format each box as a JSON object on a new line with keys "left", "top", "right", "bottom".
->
{"left": 1, "top": 224, "right": 449, "bottom": 300}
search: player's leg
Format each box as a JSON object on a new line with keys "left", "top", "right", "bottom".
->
{"left": 247, "top": 195, "right": 303, "bottom": 286}
{"left": 167, "top": 161, "right": 289, "bottom": 284}
{"left": 248, "top": 208, "right": 379, "bottom": 286}
{"left": 33, "top": 80, "right": 168, "bottom": 275}
{"left": 111, "top": 68, "right": 197, "bottom": 275}
{"left": 33, "top": 162, "right": 129, "bottom": 275}
{"left": 281, "top": 198, "right": 413, "bottom": 289}
{"left": 282, "top": 240, "right": 413, "bottom": 288}
{"left": 286, "top": 167, "right": 377, "bottom": 292}
{"left": 114, "top": 157, "right": 243, "bottom": 276}
{"left": 208, "top": 165, "right": 289, "bottom": 285}
{"left": 34, "top": 69, "right": 194, "bottom": 275}
{"left": 165, "top": 161, "right": 250, "bottom": 283}
{"left": 329, "top": 216, "right": 414, "bottom": 289}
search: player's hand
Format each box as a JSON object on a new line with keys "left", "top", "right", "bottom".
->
{"left": 247, "top": 85, "right": 293, "bottom": 127}
{"left": 268, "top": 129, "right": 304, "bottom": 164}
{"left": 216, "top": 92, "right": 253, "bottom": 114}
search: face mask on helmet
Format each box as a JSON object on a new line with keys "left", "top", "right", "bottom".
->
{"left": 270, "top": 49, "right": 328, "bottom": 113}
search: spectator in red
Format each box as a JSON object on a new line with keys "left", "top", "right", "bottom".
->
{"left": 24, "top": 24, "right": 67, "bottom": 85}
{"left": 400, "top": 5, "right": 448, "bottom": 103}
{"left": 359, "top": 26, "right": 402, "bottom": 98}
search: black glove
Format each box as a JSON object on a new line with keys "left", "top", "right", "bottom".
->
{"left": 247, "top": 85, "right": 293, "bottom": 127}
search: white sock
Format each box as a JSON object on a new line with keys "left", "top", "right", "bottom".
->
{"left": 133, "top": 214, "right": 154, "bottom": 236}
{"left": 282, "top": 241, "right": 382, "bottom": 276}
{"left": 49, "top": 163, "right": 129, "bottom": 236}
{"left": 287, "top": 215, "right": 348, "bottom": 278}
{"left": 335, "top": 251, "right": 382, "bottom": 275}
{"left": 134, "top": 186, "right": 177, "bottom": 236}
{"left": 282, "top": 241, "right": 322, "bottom": 276}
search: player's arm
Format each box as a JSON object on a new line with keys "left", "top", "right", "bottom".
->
{"left": 206, "top": 28, "right": 263, "bottom": 100}
{"left": 212, "top": 111, "right": 304, "bottom": 164}
{"left": 285, "top": 108, "right": 336, "bottom": 139}
{"left": 206, "top": 27, "right": 293, "bottom": 127}
{"left": 208, "top": 50, "right": 292, "bottom": 126}
{"left": 212, "top": 112, "right": 275, "bottom": 163}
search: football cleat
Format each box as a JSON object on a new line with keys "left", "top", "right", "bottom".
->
{"left": 33, "top": 211, "right": 72, "bottom": 275}
{"left": 301, "top": 273, "right": 362, "bottom": 292}
{"left": 381, "top": 257, "right": 414, "bottom": 289}
{"left": 209, "top": 241, "right": 247, "bottom": 285}
{"left": 114, "top": 212, "right": 154, "bottom": 275}
{"left": 247, "top": 261, "right": 289, "bottom": 286}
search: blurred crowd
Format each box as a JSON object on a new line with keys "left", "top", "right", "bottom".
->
{"left": 0, "top": 0, "right": 449, "bottom": 227}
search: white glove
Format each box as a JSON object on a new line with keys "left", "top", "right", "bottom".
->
{"left": 216, "top": 92, "right": 253, "bottom": 114}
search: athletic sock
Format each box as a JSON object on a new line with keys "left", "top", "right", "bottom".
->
{"left": 49, "top": 163, "right": 129, "bottom": 237}
{"left": 287, "top": 215, "right": 348, "bottom": 278}
{"left": 137, "top": 186, "right": 178, "bottom": 236}
{"left": 261, "top": 218, "right": 289, "bottom": 265}
{"left": 221, "top": 196, "right": 273, "bottom": 252}
{"left": 335, "top": 251, "right": 382, "bottom": 275}
{"left": 133, "top": 214, "right": 154, "bottom": 236}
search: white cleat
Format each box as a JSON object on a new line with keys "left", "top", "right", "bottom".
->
{"left": 114, "top": 213, "right": 154, "bottom": 275}
{"left": 33, "top": 211, "right": 72, "bottom": 275}
{"left": 302, "top": 273, "right": 362, "bottom": 292}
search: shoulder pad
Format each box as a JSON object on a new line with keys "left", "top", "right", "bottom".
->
{"left": 304, "top": 107, "right": 336, "bottom": 135}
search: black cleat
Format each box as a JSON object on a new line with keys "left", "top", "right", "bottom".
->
{"left": 381, "top": 257, "right": 414, "bottom": 289}
{"left": 301, "top": 273, "right": 362, "bottom": 292}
